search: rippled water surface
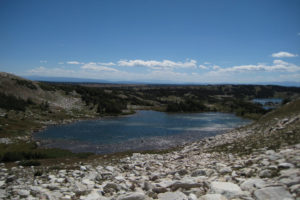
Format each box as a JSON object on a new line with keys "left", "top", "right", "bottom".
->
{"left": 35, "top": 111, "right": 251, "bottom": 154}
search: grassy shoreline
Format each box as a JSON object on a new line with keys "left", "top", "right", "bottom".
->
{"left": 0, "top": 108, "right": 250, "bottom": 166}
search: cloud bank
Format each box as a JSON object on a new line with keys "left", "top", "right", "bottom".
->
{"left": 118, "top": 59, "right": 197, "bottom": 69}
{"left": 27, "top": 56, "right": 300, "bottom": 83}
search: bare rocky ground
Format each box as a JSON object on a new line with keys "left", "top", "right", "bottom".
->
{"left": 0, "top": 104, "right": 299, "bottom": 200}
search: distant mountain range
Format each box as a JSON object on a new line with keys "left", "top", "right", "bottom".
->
{"left": 24, "top": 76, "right": 300, "bottom": 87}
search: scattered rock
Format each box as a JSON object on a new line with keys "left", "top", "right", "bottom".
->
{"left": 254, "top": 186, "right": 294, "bottom": 200}
{"left": 278, "top": 162, "right": 295, "bottom": 169}
{"left": 191, "top": 169, "right": 207, "bottom": 177}
{"left": 116, "top": 192, "right": 146, "bottom": 200}
{"left": 1, "top": 113, "right": 299, "bottom": 200}
{"left": 258, "top": 169, "right": 273, "bottom": 178}
{"left": 158, "top": 191, "right": 188, "bottom": 200}
{"left": 210, "top": 181, "right": 242, "bottom": 199}
{"left": 199, "top": 194, "right": 228, "bottom": 200}
{"left": 240, "top": 178, "right": 266, "bottom": 191}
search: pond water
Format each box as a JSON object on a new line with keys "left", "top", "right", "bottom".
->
{"left": 252, "top": 98, "right": 282, "bottom": 110}
{"left": 35, "top": 111, "right": 251, "bottom": 154}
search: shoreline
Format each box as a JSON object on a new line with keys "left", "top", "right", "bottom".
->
{"left": 32, "top": 111, "right": 251, "bottom": 155}
{"left": 1, "top": 105, "right": 299, "bottom": 199}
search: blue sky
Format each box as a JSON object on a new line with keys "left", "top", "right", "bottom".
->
{"left": 0, "top": 0, "right": 300, "bottom": 83}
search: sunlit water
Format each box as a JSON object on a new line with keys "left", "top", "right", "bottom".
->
{"left": 35, "top": 111, "right": 251, "bottom": 154}
{"left": 252, "top": 98, "right": 282, "bottom": 110}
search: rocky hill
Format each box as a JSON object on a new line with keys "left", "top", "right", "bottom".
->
{"left": 0, "top": 96, "right": 299, "bottom": 199}
{"left": 0, "top": 72, "right": 98, "bottom": 141}
{"left": 0, "top": 72, "right": 91, "bottom": 111}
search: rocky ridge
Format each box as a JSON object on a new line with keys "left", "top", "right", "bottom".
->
{"left": 0, "top": 105, "right": 300, "bottom": 199}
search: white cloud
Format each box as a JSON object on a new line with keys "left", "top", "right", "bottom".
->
{"left": 271, "top": 51, "right": 298, "bottom": 58}
{"left": 298, "top": 33, "right": 300, "bottom": 36}
{"left": 199, "top": 62, "right": 221, "bottom": 70}
{"left": 28, "top": 66, "right": 76, "bottom": 76}
{"left": 40, "top": 60, "right": 47, "bottom": 64}
{"left": 29, "top": 66, "right": 46, "bottom": 73}
{"left": 81, "top": 62, "right": 119, "bottom": 72}
{"left": 117, "top": 59, "right": 197, "bottom": 69}
{"left": 212, "top": 65, "right": 221, "bottom": 70}
{"left": 67, "top": 61, "right": 81, "bottom": 65}
{"left": 199, "top": 65, "right": 209, "bottom": 69}
{"left": 212, "top": 59, "right": 300, "bottom": 73}
{"left": 97, "top": 62, "right": 115, "bottom": 66}
{"left": 26, "top": 57, "right": 300, "bottom": 84}
{"left": 58, "top": 62, "right": 64, "bottom": 65}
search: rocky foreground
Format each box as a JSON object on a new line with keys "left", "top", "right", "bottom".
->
{"left": 1, "top": 107, "right": 300, "bottom": 199}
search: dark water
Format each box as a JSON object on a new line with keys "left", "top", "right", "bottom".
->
{"left": 252, "top": 98, "right": 282, "bottom": 110}
{"left": 35, "top": 111, "right": 251, "bottom": 154}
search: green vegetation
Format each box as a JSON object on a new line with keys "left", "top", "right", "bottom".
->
{"left": 0, "top": 142, "right": 93, "bottom": 163}
{"left": 39, "top": 101, "right": 50, "bottom": 111}
{"left": 75, "top": 87, "right": 128, "bottom": 114}
{"left": 14, "top": 79, "right": 37, "bottom": 90}
{"left": 216, "top": 97, "right": 268, "bottom": 119}
{"left": 167, "top": 99, "right": 207, "bottom": 112}
{"left": 19, "top": 160, "right": 41, "bottom": 166}
{"left": 37, "top": 82, "right": 300, "bottom": 118}
{"left": 0, "top": 92, "right": 34, "bottom": 111}
{"left": 209, "top": 99, "right": 300, "bottom": 155}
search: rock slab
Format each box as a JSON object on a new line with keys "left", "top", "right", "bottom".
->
{"left": 254, "top": 186, "right": 294, "bottom": 200}
{"left": 210, "top": 181, "right": 242, "bottom": 199}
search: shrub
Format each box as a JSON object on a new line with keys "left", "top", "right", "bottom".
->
{"left": 19, "top": 160, "right": 41, "bottom": 166}
{"left": 1, "top": 152, "right": 24, "bottom": 162}
{"left": 14, "top": 79, "right": 37, "bottom": 90}
{"left": 34, "top": 170, "right": 43, "bottom": 176}
{"left": 0, "top": 92, "right": 32, "bottom": 111}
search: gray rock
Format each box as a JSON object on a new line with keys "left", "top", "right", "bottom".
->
{"left": 265, "top": 150, "right": 276, "bottom": 155}
{"left": 219, "top": 167, "right": 232, "bottom": 174}
{"left": 150, "top": 174, "right": 159, "bottom": 181}
{"left": 191, "top": 169, "right": 207, "bottom": 177}
{"left": 143, "top": 181, "right": 153, "bottom": 191}
{"left": 280, "top": 168, "right": 300, "bottom": 177}
{"left": 178, "top": 169, "right": 189, "bottom": 176}
{"left": 116, "top": 192, "right": 146, "bottom": 200}
{"left": 6, "top": 175, "right": 15, "bottom": 183}
{"left": 0, "top": 138, "right": 12, "bottom": 144}
{"left": 169, "top": 181, "right": 203, "bottom": 191}
{"left": 188, "top": 193, "right": 198, "bottom": 200}
{"left": 254, "top": 186, "right": 294, "bottom": 200}
{"left": 158, "top": 191, "right": 188, "bottom": 200}
{"left": 240, "top": 178, "right": 266, "bottom": 191}
{"left": 259, "top": 169, "right": 273, "bottom": 178}
{"left": 103, "top": 183, "right": 120, "bottom": 193}
{"left": 0, "top": 189, "right": 7, "bottom": 199}
{"left": 101, "top": 172, "right": 113, "bottom": 180}
{"left": 210, "top": 181, "right": 242, "bottom": 199}
{"left": 279, "top": 176, "right": 300, "bottom": 187}
{"left": 278, "top": 162, "right": 295, "bottom": 169}
{"left": 105, "top": 166, "right": 115, "bottom": 172}
{"left": 0, "top": 181, "right": 5, "bottom": 187}
{"left": 17, "top": 189, "right": 30, "bottom": 197}
{"left": 199, "top": 194, "right": 228, "bottom": 200}
{"left": 152, "top": 187, "right": 168, "bottom": 194}
{"left": 290, "top": 184, "right": 300, "bottom": 196}
{"left": 146, "top": 191, "right": 158, "bottom": 199}
{"left": 80, "top": 190, "right": 107, "bottom": 200}
{"left": 239, "top": 168, "right": 255, "bottom": 177}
